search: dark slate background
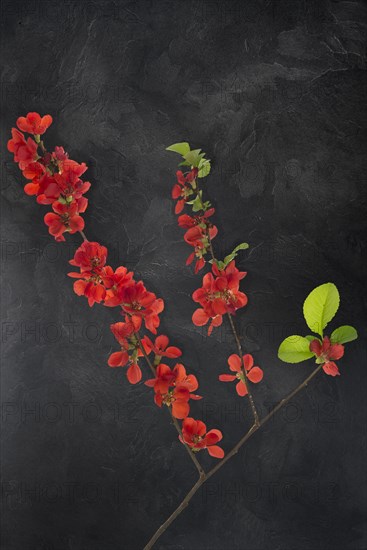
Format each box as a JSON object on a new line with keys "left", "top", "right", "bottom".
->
{"left": 1, "top": 1, "right": 367, "bottom": 549}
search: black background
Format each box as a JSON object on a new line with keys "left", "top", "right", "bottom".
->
{"left": 1, "top": 1, "right": 367, "bottom": 549}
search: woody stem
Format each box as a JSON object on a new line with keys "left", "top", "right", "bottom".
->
{"left": 143, "top": 363, "right": 323, "bottom": 549}
{"left": 135, "top": 331, "right": 205, "bottom": 477}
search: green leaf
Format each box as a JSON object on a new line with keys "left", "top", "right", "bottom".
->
{"left": 166, "top": 142, "right": 190, "bottom": 156}
{"left": 183, "top": 149, "right": 202, "bottom": 167}
{"left": 232, "top": 242, "right": 249, "bottom": 254}
{"left": 191, "top": 195, "right": 203, "bottom": 212}
{"left": 330, "top": 325, "right": 358, "bottom": 344}
{"left": 303, "top": 283, "right": 340, "bottom": 336}
{"left": 198, "top": 159, "right": 211, "bottom": 178}
{"left": 278, "top": 335, "right": 315, "bottom": 364}
{"left": 223, "top": 242, "right": 249, "bottom": 266}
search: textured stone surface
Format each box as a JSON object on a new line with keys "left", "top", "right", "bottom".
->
{"left": 1, "top": 1, "right": 366, "bottom": 549}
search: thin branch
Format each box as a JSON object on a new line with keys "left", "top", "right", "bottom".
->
{"left": 143, "top": 363, "right": 323, "bottom": 549}
{"left": 79, "top": 230, "right": 88, "bottom": 241}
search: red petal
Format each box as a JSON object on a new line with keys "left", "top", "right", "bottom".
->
{"left": 219, "top": 374, "right": 237, "bottom": 382}
{"left": 207, "top": 445, "right": 224, "bottom": 458}
{"left": 228, "top": 354, "right": 241, "bottom": 372}
{"left": 172, "top": 400, "right": 190, "bottom": 419}
{"left": 236, "top": 380, "right": 248, "bottom": 396}
{"left": 108, "top": 351, "right": 129, "bottom": 367}
{"left": 243, "top": 354, "right": 254, "bottom": 371}
{"left": 322, "top": 361, "right": 340, "bottom": 377}
{"left": 192, "top": 308, "right": 209, "bottom": 326}
{"left": 329, "top": 343, "right": 344, "bottom": 361}
{"left": 127, "top": 363, "right": 142, "bottom": 384}
{"left": 247, "top": 366, "right": 263, "bottom": 383}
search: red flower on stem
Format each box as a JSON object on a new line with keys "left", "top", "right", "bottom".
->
{"left": 44, "top": 201, "right": 84, "bottom": 241}
{"left": 180, "top": 417, "right": 224, "bottom": 458}
{"left": 192, "top": 260, "right": 248, "bottom": 334}
{"left": 145, "top": 363, "right": 201, "bottom": 419}
{"left": 309, "top": 336, "right": 344, "bottom": 376}
{"left": 172, "top": 168, "right": 198, "bottom": 214}
{"left": 69, "top": 241, "right": 108, "bottom": 272}
{"left": 219, "top": 353, "right": 263, "bottom": 396}
{"left": 7, "top": 128, "right": 38, "bottom": 170}
{"left": 141, "top": 335, "right": 182, "bottom": 359}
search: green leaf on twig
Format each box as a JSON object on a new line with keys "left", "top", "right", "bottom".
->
{"left": 303, "top": 282, "right": 340, "bottom": 337}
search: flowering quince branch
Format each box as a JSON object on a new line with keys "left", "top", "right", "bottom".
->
{"left": 9, "top": 119, "right": 358, "bottom": 549}
{"left": 7, "top": 113, "right": 221, "bottom": 478}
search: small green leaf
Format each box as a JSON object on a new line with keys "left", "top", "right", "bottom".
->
{"left": 303, "top": 283, "right": 340, "bottom": 336}
{"left": 232, "top": 242, "right": 249, "bottom": 254}
{"left": 278, "top": 335, "right": 315, "bottom": 364}
{"left": 198, "top": 159, "right": 211, "bottom": 178}
{"left": 166, "top": 142, "right": 190, "bottom": 156}
{"left": 331, "top": 325, "right": 358, "bottom": 344}
{"left": 184, "top": 149, "right": 203, "bottom": 167}
{"left": 223, "top": 253, "right": 235, "bottom": 266}
{"left": 222, "top": 242, "right": 249, "bottom": 266}
{"left": 191, "top": 195, "right": 203, "bottom": 212}
{"left": 178, "top": 160, "right": 192, "bottom": 167}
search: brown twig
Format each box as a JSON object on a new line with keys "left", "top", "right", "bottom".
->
{"left": 143, "top": 363, "right": 323, "bottom": 549}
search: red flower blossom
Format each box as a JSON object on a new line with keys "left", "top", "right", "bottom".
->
{"left": 141, "top": 335, "right": 182, "bottom": 359}
{"left": 71, "top": 276, "right": 106, "bottom": 307}
{"left": 171, "top": 169, "right": 198, "bottom": 214}
{"left": 309, "top": 336, "right": 344, "bottom": 377}
{"left": 7, "top": 128, "right": 38, "bottom": 170}
{"left": 69, "top": 241, "right": 108, "bottom": 272}
{"left": 219, "top": 353, "right": 263, "bottom": 396}
{"left": 180, "top": 417, "right": 224, "bottom": 458}
{"left": 22, "top": 162, "right": 47, "bottom": 195}
{"left": 145, "top": 363, "right": 201, "bottom": 419}
{"left": 103, "top": 266, "right": 135, "bottom": 307}
{"left": 118, "top": 281, "right": 164, "bottom": 334}
{"left": 192, "top": 260, "right": 248, "bottom": 334}
{"left": 37, "top": 159, "right": 90, "bottom": 204}
{"left": 16, "top": 112, "right": 53, "bottom": 135}
{"left": 44, "top": 201, "right": 84, "bottom": 241}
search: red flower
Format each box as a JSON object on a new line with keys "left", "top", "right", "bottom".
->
{"left": 145, "top": 363, "right": 177, "bottom": 394}
{"left": 44, "top": 201, "right": 84, "bottom": 241}
{"left": 37, "top": 159, "right": 90, "bottom": 204}
{"left": 119, "top": 281, "right": 164, "bottom": 334}
{"left": 22, "top": 162, "right": 47, "bottom": 195}
{"left": 192, "top": 261, "right": 248, "bottom": 334}
{"left": 219, "top": 353, "right": 263, "bottom": 396}
{"left": 108, "top": 353, "right": 142, "bottom": 384}
{"left": 309, "top": 336, "right": 344, "bottom": 377}
{"left": 171, "top": 169, "right": 198, "bottom": 214}
{"left": 145, "top": 363, "right": 201, "bottom": 419}
{"left": 7, "top": 128, "right": 38, "bottom": 170}
{"left": 103, "top": 266, "right": 135, "bottom": 307}
{"left": 71, "top": 276, "right": 106, "bottom": 307}
{"left": 16, "top": 112, "right": 53, "bottom": 135}
{"left": 180, "top": 417, "right": 224, "bottom": 458}
{"left": 141, "top": 335, "right": 182, "bottom": 359}
{"left": 69, "top": 241, "right": 108, "bottom": 272}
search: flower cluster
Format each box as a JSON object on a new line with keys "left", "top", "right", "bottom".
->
{"left": 7, "top": 112, "right": 90, "bottom": 241}
{"left": 192, "top": 261, "right": 248, "bottom": 335}
{"left": 219, "top": 353, "right": 263, "bottom": 396}
{"left": 309, "top": 336, "right": 344, "bottom": 376}
{"left": 172, "top": 169, "right": 218, "bottom": 273}
{"left": 145, "top": 363, "right": 202, "bottom": 419}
